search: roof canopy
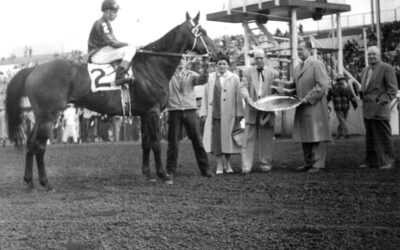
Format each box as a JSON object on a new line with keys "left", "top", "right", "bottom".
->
{"left": 207, "top": 0, "right": 351, "bottom": 23}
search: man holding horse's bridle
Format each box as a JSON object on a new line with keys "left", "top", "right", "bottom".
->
{"left": 88, "top": 0, "right": 136, "bottom": 86}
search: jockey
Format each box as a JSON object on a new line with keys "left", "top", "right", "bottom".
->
{"left": 88, "top": 0, "right": 136, "bottom": 86}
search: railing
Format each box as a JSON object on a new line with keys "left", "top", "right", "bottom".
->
{"left": 300, "top": 8, "right": 400, "bottom": 32}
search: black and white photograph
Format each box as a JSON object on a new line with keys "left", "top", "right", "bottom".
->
{"left": 0, "top": 0, "right": 399, "bottom": 249}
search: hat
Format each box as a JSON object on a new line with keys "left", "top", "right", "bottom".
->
{"left": 101, "top": 0, "right": 120, "bottom": 12}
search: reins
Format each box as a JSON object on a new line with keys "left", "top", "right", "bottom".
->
{"left": 138, "top": 49, "right": 208, "bottom": 58}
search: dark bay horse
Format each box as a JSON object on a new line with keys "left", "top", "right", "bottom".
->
{"left": 5, "top": 12, "right": 218, "bottom": 191}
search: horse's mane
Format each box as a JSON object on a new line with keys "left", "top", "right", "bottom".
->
{"left": 131, "top": 23, "right": 186, "bottom": 107}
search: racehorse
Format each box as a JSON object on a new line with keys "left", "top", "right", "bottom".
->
{"left": 5, "top": 12, "right": 218, "bottom": 191}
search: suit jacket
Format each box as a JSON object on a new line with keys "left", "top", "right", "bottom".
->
{"left": 200, "top": 71, "right": 244, "bottom": 153}
{"left": 360, "top": 61, "right": 398, "bottom": 120}
{"left": 239, "top": 65, "right": 279, "bottom": 125}
{"left": 292, "top": 57, "right": 332, "bottom": 142}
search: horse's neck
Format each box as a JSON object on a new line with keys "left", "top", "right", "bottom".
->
{"left": 139, "top": 26, "right": 187, "bottom": 79}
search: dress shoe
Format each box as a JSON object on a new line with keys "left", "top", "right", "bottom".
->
{"left": 202, "top": 171, "right": 214, "bottom": 177}
{"left": 163, "top": 174, "right": 174, "bottom": 185}
{"left": 216, "top": 157, "right": 224, "bottom": 175}
{"left": 225, "top": 169, "right": 234, "bottom": 174}
{"left": 379, "top": 164, "right": 394, "bottom": 170}
{"left": 225, "top": 162, "right": 234, "bottom": 174}
{"left": 259, "top": 165, "right": 272, "bottom": 172}
{"left": 242, "top": 169, "right": 251, "bottom": 175}
{"left": 344, "top": 135, "right": 350, "bottom": 139}
{"left": 307, "top": 167, "right": 321, "bottom": 173}
{"left": 296, "top": 165, "right": 312, "bottom": 171}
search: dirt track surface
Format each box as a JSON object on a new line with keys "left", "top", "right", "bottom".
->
{"left": 0, "top": 137, "right": 399, "bottom": 249}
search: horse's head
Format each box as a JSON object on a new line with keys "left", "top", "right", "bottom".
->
{"left": 181, "top": 12, "right": 218, "bottom": 60}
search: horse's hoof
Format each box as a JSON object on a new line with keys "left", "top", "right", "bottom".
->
{"left": 42, "top": 184, "right": 55, "bottom": 192}
{"left": 25, "top": 183, "right": 35, "bottom": 192}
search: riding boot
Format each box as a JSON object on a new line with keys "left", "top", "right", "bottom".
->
{"left": 115, "top": 65, "right": 131, "bottom": 86}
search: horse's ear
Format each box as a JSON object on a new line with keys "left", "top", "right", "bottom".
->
{"left": 193, "top": 12, "right": 200, "bottom": 23}
{"left": 186, "top": 12, "right": 191, "bottom": 21}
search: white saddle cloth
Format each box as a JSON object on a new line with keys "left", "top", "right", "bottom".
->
{"left": 88, "top": 63, "right": 133, "bottom": 93}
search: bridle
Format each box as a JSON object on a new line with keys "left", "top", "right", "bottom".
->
{"left": 189, "top": 19, "right": 210, "bottom": 56}
{"left": 139, "top": 19, "right": 211, "bottom": 58}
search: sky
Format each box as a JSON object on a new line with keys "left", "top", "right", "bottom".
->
{"left": 1, "top": 0, "right": 399, "bottom": 57}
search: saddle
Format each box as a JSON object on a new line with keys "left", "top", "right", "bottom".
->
{"left": 87, "top": 60, "right": 133, "bottom": 117}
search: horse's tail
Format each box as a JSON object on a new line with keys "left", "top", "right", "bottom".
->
{"left": 5, "top": 67, "right": 35, "bottom": 148}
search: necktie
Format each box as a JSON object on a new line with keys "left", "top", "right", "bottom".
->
{"left": 176, "top": 72, "right": 184, "bottom": 93}
{"left": 299, "top": 61, "right": 304, "bottom": 70}
{"left": 215, "top": 74, "right": 221, "bottom": 90}
{"left": 257, "top": 67, "right": 264, "bottom": 98}
{"left": 365, "top": 67, "right": 373, "bottom": 89}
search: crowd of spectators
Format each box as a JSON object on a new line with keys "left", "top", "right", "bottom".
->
{"left": 342, "top": 21, "right": 400, "bottom": 86}
{"left": 1, "top": 20, "right": 400, "bottom": 146}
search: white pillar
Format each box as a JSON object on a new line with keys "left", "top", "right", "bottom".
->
{"left": 242, "top": 20, "right": 251, "bottom": 66}
{"left": 337, "top": 12, "right": 344, "bottom": 75}
{"left": 290, "top": 7, "right": 298, "bottom": 78}
{"left": 363, "top": 27, "right": 369, "bottom": 66}
{"left": 375, "top": 0, "right": 382, "bottom": 52}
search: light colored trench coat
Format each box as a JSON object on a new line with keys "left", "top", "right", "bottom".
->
{"left": 292, "top": 57, "right": 332, "bottom": 142}
{"left": 200, "top": 71, "right": 244, "bottom": 153}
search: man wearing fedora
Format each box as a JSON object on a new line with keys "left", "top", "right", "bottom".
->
{"left": 239, "top": 49, "right": 280, "bottom": 174}
{"left": 328, "top": 75, "right": 358, "bottom": 139}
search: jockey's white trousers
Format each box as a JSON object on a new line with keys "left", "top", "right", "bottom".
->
{"left": 91, "top": 45, "right": 136, "bottom": 64}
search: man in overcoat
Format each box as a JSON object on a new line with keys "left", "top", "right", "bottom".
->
{"left": 239, "top": 49, "right": 280, "bottom": 174}
{"left": 293, "top": 41, "right": 332, "bottom": 173}
{"left": 359, "top": 46, "right": 398, "bottom": 170}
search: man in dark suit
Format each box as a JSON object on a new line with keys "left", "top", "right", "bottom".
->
{"left": 359, "top": 46, "right": 398, "bottom": 170}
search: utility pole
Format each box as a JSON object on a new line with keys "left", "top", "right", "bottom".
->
{"left": 376, "top": 0, "right": 382, "bottom": 51}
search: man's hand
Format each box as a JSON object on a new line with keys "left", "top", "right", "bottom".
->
{"left": 247, "top": 98, "right": 256, "bottom": 107}
{"left": 200, "top": 116, "right": 207, "bottom": 123}
{"left": 376, "top": 98, "right": 388, "bottom": 106}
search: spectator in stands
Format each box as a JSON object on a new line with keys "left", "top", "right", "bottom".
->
{"left": 0, "top": 73, "right": 7, "bottom": 147}
{"left": 239, "top": 49, "right": 279, "bottom": 174}
{"left": 201, "top": 54, "right": 244, "bottom": 175}
{"left": 62, "top": 104, "right": 79, "bottom": 144}
{"left": 359, "top": 46, "right": 398, "bottom": 170}
{"left": 328, "top": 75, "right": 358, "bottom": 139}
{"left": 293, "top": 41, "right": 331, "bottom": 173}
{"left": 112, "top": 116, "right": 123, "bottom": 141}
{"left": 166, "top": 58, "right": 212, "bottom": 180}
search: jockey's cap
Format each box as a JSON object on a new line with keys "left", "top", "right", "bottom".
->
{"left": 101, "top": 0, "right": 120, "bottom": 12}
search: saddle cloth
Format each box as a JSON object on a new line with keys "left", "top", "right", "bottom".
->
{"left": 87, "top": 63, "right": 133, "bottom": 117}
{"left": 88, "top": 63, "right": 133, "bottom": 93}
